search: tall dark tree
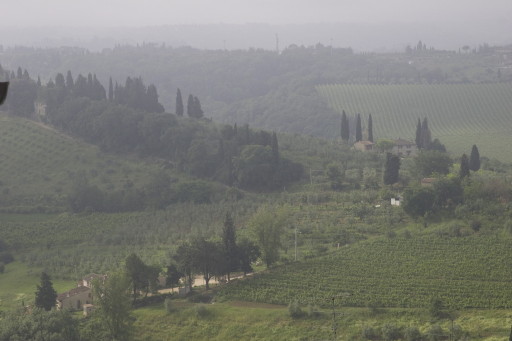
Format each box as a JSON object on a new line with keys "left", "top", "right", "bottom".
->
{"left": 65, "top": 70, "right": 74, "bottom": 89}
{"left": 186, "top": 94, "right": 194, "bottom": 117}
{"left": 271, "top": 131, "right": 279, "bottom": 165}
{"left": 367, "top": 114, "right": 373, "bottom": 142}
{"left": 176, "top": 88, "right": 184, "bottom": 116}
{"left": 469, "top": 144, "right": 480, "bottom": 171}
{"left": 421, "top": 117, "right": 432, "bottom": 149}
{"left": 108, "top": 77, "right": 114, "bottom": 101}
{"left": 54, "top": 73, "right": 65, "bottom": 88}
{"left": 222, "top": 213, "right": 238, "bottom": 281}
{"left": 341, "top": 110, "right": 349, "bottom": 142}
{"left": 383, "top": 152, "right": 400, "bottom": 185}
{"left": 173, "top": 242, "right": 195, "bottom": 290}
{"left": 35, "top": 272, "right": 57, "bottom": 311}
{"left": 415, "top": 118, "right": 422, "bottom": 148}
{"left": 355, "top": 113, "right": 362, "bottom": 142}
{"left": 459, "top": 153, "right": 470, "bottom": 179}
{"left": 193, "top": 96, "right": 203, "bottom": 118}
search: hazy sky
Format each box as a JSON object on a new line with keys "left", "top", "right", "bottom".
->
{"left": 4, "top": 0, "right": 512, "bottom": 27}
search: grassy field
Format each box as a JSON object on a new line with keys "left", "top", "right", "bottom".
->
{"left": 130, "top": 299, "right": 512, "bottom": 340}
{"left": 317, "top": 83, "right": 512, "bottom": 162}
{"left": 0, "top": 261, "right": 74, "bottom": 311}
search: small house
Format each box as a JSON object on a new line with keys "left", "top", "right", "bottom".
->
{"left": 353, "top": 140, "right": 375, "bottom": 152}
{"left": 392, "top": 138, "right": 417, "bottom": 157}
{"left": 56, "top": 286, "right": 92, "bottom": 311}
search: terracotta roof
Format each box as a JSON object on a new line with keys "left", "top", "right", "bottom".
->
{"left": 394, "top": 138, "right": 415, "bottom": 146}
{"left": 57, "top": 286, "right": 91, "bottom": 301}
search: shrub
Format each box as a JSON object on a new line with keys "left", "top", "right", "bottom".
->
{"left": 306, "top": 304, "right": 322, "bottom": 318}
{"left": 470, "top": 219, "right": 481, "bottom": 232}
{"left": 403, "top": 326, "right": 422, "bottom": 341}
{"left": 195, "top": 304, "right": 209, "bottom": 318}
{"left": 164, "top": 298, "right": 174, "bottom": 314}
{"left": 426, "top": 324, "right": 445, "bottom": 341}
{"left": 429, "top": 297, "right": 444, "bottom": 318}
{"left": 288, "top": 300, "right": 303, "bottom": 318}
{"left": 362, "top": 326, "right": 379, "bottom": 340}
{"left": 381, "top": 323, "right": 402, "bottom": 341}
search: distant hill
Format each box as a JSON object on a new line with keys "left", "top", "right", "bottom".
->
{"left": 318, "top": 83, "right": 512, "bottom": 161}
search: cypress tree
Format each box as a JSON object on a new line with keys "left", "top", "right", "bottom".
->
{"left": 341, "top": 110, "right": 349, "bottom": 142}
{"left": 193, "top": 96, "right": 203, "bottom": 118}
{"left": 176, "top": 88, "right": 184, "bottom": 116}
{"left": 459, "top": 154, "right": 470, "bottom": 179}
{"left": 421, "top": 117, "right": 431, "bottom": 149}
{"left": 37, "top": 76, "right": 41, "bottom": 87}
{"left": 355, "top": 113, "right": 362, "bottom": 142}
{"left": 415, "top": 118, "right": 422, "bottom": 148}
{"left": 35, "top": 272, "right": 57, "bottom": 311}
{"left": 222, "top": 212, "right": 238, "bottom": 281}
{"left": 469, "top": 144, "right": 480, "bottom": 171}
{"left": 383, "top": 152, "right": 400, "bottom": 185}
{"left": 108, "top": 77, "right": 114, "bottom": 101}
{"left": 187, "top": 94, "right": 194, "bottom": 117}
{"left": 367, "top": 114, "right": 373, "bottom": 142}
{"left": 66, "top": 70, "right": 74, "bottom": 89}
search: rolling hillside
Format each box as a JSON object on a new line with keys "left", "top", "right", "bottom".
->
{"left": 0, "top": 113, "right": 174, "bottom": 212}
{"left": 317, "top": 83, "right": 512, "bottom": 161}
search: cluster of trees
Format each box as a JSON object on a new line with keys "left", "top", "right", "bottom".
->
{"left": 459, "top": 145, "right": 481, "bottom": 179}
{"left": 171, "top": 213, "right": 260, "bottom": 290}
{"left": 340, "top": 111, "right": 373, "bottom": 143}
{"left": 110, "top": 76, "right": 164, "bottom": 113}
{"left": 1, "top": 66, "right": 37, "bottom": 116}
{"left": 415, "top": 117, "right": 445, "bottom": 152}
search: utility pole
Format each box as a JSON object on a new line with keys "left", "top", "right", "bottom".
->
{"left": 294, "top": 227, "right": 298, "bottom": 261}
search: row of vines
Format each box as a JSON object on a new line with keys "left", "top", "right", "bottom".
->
{"left": 218, "top": 235, "right": 512, "bottom": 309}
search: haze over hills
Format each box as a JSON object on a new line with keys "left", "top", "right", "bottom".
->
{"left": 1, "top": 22, "right": 511, "bottom": 52}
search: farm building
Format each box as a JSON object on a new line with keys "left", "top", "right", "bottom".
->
{"left": 353, "top": 140, "right": 374, "bottom": 152}
{"left": 392, "top": 138, "right": 417, "bottom": 157}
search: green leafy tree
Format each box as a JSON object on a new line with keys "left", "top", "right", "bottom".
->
{"left": 469, "top": 144, "right": 480, "bottom": 171}
{"left": 403, "top": 187, "right": 436, "bottom": 218}
{"left": 326, "top": 163, "right": 343, "bottom": 190}
{"left": 414, "top": 151, "right": 452, "bottom": 177}
{"left": 190, "top": 237, "right": 224, "bottom": 290}
{"left": 249, "top": 206, "right": 289, "bottom": 268}
{"left": 35, "top": 272, "right": 57, "bottom": 311}
{"left": 173, "top": 241, "right": 195, "bottom": 289}
{"left": 92, "top": 271, "right": 133, "bottom": 341}
{"left": 165, "top": 264, "right": 183, "bottom": 290}
{"left": 341, "top": 110, "right": 349, "bottom": 142}
{"left": 125, "top": 253, "right": 147, "bottom": 302}
{"left": 459, "top": 154, "right": 470, "bottom": 179}
{"left": 176, "top": 88, "right": 184, "bottom": 116}
{"left": 383, "top": 152, "right": 400, "bottom": 185}
{"left": 237, "top": 238, "right": 260, "bottom": 276}
{"left": 355, "top": 113, "right": 362, "bottom": 142}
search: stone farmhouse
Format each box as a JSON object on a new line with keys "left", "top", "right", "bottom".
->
{"left": 56, "top": 273, "right": 106, "bottom": 312}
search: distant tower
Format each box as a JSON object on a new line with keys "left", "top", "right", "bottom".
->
{"left": 275, "top": 34, "right": 280, "bottom": 54}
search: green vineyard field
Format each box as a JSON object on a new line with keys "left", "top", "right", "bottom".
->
{"left": 217, "top": 235, "right": 512, "bottom": 309}
{"left": 317, "top": 83, "right": 512, "bottom": 162}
